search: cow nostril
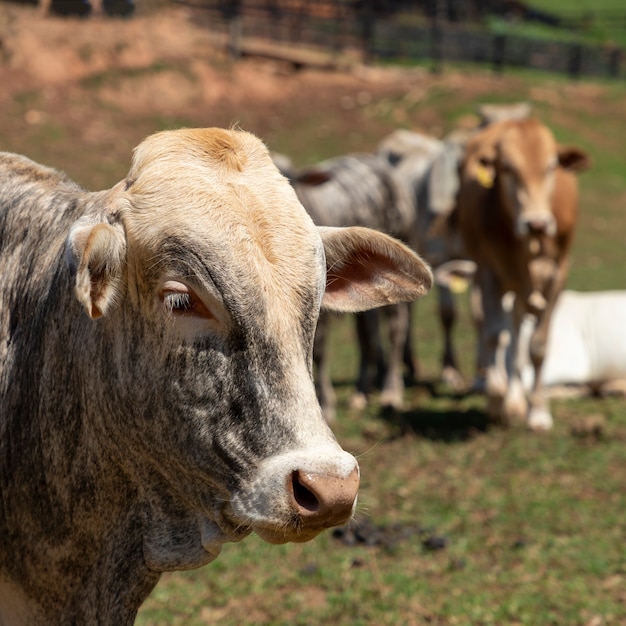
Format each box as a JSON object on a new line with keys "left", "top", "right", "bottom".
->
{"left": 527, "top": 220, "right": 547, "bottom": 234}
{"left": 291, "top": 470, "right": 320, "bottom": 513}
{"left": 288, "top": 466, "right": 359, "bottom": 527}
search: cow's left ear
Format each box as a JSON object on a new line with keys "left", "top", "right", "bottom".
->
{"left": 66, "top": 217, "right": 127, "bottom": 319}
{"left": 319, "top": 226, "right": 432, "bottom": 313}
{"left": 557, "top": 145, "right": 591, "bottom": 172}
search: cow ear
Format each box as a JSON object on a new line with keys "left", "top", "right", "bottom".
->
{"left": 294, "top": 168, "right": 333, "bottom": 187}
{"left": 558, "top": 145, "right": 591, "bottom": 172}
{"left": 319, "top": 226, "right": 432, "bottom": 313}
{"left": 66, "top": 217, "right": 127, "bottom": 319}
{"left": 469, "top": 154, "right": 496, "bottom": 189}
{"left": 433, "top": 259, "right": 477, "bottom": 294}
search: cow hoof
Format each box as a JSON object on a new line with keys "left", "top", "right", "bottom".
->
{"left": 379, "top": 390, "right": 404, "bottom": 411}
{"left": 504, "top": 380, "right": 527, "bottom": 423}
{"left": 486, "top": 370, "right": 507, "bottom": 400}
{"left": 349, "top": 392, "right": 367, "bottom": 411}
{"left": 527, "top": 408, "right": 553, "bottom": 431}
{"left": 441, "top": 366, "right": 466, "bottom": 391}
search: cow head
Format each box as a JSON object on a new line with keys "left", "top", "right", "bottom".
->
{"left": 465, "top": 118, "right": 589, "bottom": 238}
{"left": 65, "top": 128, "right": 432, "bottom": 570}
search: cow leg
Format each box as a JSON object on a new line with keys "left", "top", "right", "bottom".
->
{"left": 526, "top": 316, "right": 553, "bottom": 430}
{"left": 503, "top": 302, "right": 529, "bottom": 423}
{"left": 351, "top": 310, "right": 384, "bottom": 411}
{"left": 313, "top": 310, "right": 337, "bottom": 422}
{"left": 380, "top": 302, "right": 409, "bottom": 410}
{"left": 438, "top": 284, "right": 464, "bottom": 389}
{"left": 477, "top": 269, "right": 512, "bottom": 423}
{"left": 525, "top": 263, "right": 567, "bottom": 430}
{"left": 403, "top": 301, "right": 418, "bottom": 385}
{"left": 469, "top": 281, "right": 488, "bottom": 394}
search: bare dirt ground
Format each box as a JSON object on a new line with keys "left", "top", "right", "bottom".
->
{"left": 1, "top": 2, "right": 619, "bottom": 191}
{"left": 0, "top": 2, "right": 528, "bottom": 187}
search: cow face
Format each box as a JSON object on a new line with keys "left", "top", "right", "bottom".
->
{"left": 65, "top": 128, "right": 432, "bottom": 568}
{"left": 466, "top": 119, "right": 589, "bottom": 239}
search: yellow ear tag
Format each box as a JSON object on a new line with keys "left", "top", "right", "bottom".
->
{"left": 475, "top": 164, "right": 494, "bottom": 188}
{"left": 449, "top": 275, "right": 469, "bottom": 294}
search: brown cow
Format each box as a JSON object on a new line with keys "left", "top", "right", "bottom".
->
{"left": 453, "top": 118, "right": 589, "bottom": 430}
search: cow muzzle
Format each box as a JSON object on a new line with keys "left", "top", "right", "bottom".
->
{"left": 517, "top": 212, "right": 556, "bottom": 237}
{"left": 289, "top": 466, "right": 359, "bottom": 527}
{"left": 230, "top": 448, "right": 360, "bottom": 544}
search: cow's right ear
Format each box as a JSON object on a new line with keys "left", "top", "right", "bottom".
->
{"left": 557, "top": 145, "right": 591, "bottom": 172}
{"left": 65, "top": 217, "right": 127, "bottom": 319}
{"left": 319, "top": 226, "right": 432, "bottom": 313}
{"left": 294, "top": 168, "right": 333, "bottom": 187}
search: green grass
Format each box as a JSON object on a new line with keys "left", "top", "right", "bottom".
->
{"left": 528, "top": 0, "right": 626, "bottom": 13}
{"left": 523, "top": 0, "right": 626, "bottom": 47}
{"left": 136, "top": 65, "right": 626, "bottom": 621}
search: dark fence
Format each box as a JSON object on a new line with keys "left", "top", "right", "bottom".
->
{"left": 178, "top": 1, "right": 625, "bottom": 80}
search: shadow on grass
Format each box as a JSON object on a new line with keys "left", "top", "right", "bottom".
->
{"left": 379, "top": 405, "right": 491, "bottom": 442}
{"left": 378, "top": 379, "right": 493, "bottom": 443}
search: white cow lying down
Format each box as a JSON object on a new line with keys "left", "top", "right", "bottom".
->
{"left": 522, "top": 289, "right": 626, "bottom": 395}
{"left": 435, "top": 262, "right": 626, "bottom": 398}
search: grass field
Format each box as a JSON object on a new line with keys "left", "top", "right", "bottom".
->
{"left": 136, "top": 72, "right": 625, "bottom": 626}
{"left": 1, "top": 6, "right": 625, "bottom": 624}
{"left": 508, "top": 0, "right": 626, "bottom": 47}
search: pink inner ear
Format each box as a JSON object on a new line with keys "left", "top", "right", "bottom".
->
{"left": 326, "top": 249, "right": 389, "bottom": 295}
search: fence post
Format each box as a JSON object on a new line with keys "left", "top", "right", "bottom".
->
{"left": 430, "top": 0, "right": 444, "bottom": 74}
{"left": 492, "top": 33, "right": 506, "bottom": 74}
{"left": 608, "top": 47, "right": 621, "bottom": 79}
{"left": 360, "top": 0, "right": 374, "bottom": 64}
{"left": 568, "top": 43, "right": 582, "bottom": 79}
{"left": 223, "top": 0, "right": 242, "bottom": 60}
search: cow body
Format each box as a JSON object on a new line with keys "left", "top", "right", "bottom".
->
{"left": 275, "top": 152, "right": 420, "bottom": 419}
{"left": 0, "top": 128, "right": 432, "bottom": 624}
{"left": 521, "top": 290, "right": 626, "bottom": 393}
{"left": 454, "top": 118, "right": 589, "bottom": 429}
{"left": 379, "top": 130, "right": 470, "bottom": 388}
{"left": 381, "top": 106, "right": 534, "bottom": 392}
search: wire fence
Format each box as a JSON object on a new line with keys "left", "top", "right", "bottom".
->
{"left": 177, "top": 0, "right": 626, "bottom": 80}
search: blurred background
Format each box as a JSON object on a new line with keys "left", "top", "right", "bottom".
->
{"left": 0, "top": 1, "right": 624, "bottom": 624}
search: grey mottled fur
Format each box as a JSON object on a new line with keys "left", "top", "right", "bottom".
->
{"left": 0, "top": 131, "right": 365, "bottom": 624}
{"left": 275, "top": 152, "right": 417, "bottom": 418}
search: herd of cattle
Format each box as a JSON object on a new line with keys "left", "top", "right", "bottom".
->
{"left": 0, "top": 109, "right": 624, "bottom": 623}
{"left": 274, "top": 102, "right": 626, "bottom": 431}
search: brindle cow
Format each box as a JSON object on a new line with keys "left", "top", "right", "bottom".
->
{"left": 0, "top": 128, "right": 432, "bottom": 625}
{"left": 453, "top": 118, "right": 589, "bottom": 430}
{"left": 273, "top": 151, "right": 418, "bottom": 419}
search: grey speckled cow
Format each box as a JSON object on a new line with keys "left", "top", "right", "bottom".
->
{"left": 0, "top": 128, "right": 432, "bottom": 625}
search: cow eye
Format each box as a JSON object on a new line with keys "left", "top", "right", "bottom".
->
{"left": 164, "top": 291, "right": 195, "bottom": 314}
{"left": 160, "top": 281, "right": 214, "bottom": 320}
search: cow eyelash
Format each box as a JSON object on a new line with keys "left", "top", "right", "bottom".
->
{"left": 159, "top": 280, "right": 218, "bottom": 323}
{"left": 164, "top": 291, "right": 196, "bottom": 314}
